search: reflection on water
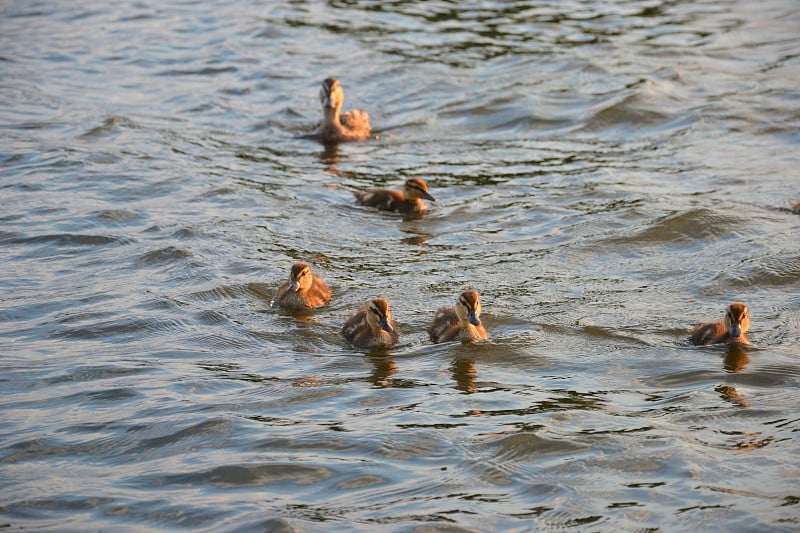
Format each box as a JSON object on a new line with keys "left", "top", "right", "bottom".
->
{"left": 1, "top": 0, "right": 799, "bottom": 531}
{"left": 366, "top": 354, "right": 398, "bottom": 387}
{"left": 723, "top": 344, "right": 751, "bottom": 373}
{"left": 716, "top": 385, "right": 748, "bottom": 409}
{"left": 398, "top": 228, "right": 432, "bottom": 248}
{"left": 451, "top": 357, "right": 478, "bottom": 394}
{"left": 320, "top": 142, "right": 341, "bottom": 166}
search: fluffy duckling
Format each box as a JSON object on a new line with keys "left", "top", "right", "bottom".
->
{"left": 429, "top": 290, "right": 489, "bottom": 343}
{"left": 313, "top": 77, "right": 372, "bottom": 143}
{"left": 342, "top": 297, "right": 399, "bottom": 348}
{"left": 354, "top": 178, "right": 436, "bottom": 214}
{"left": 274, "top": 262, "right": 331, "bottom": 311}
{"left": 689, "top": 302, "right": 750, "bottom": 345}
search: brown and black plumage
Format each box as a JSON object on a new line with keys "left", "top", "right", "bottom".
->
{"left": 689, "top": 302, "right": 750, "bottom": 345}
{"left": 312, "top": 77, "right": 371, "bottom": 143}
{"left": 274, "top": 262, "right": 331, "bottom": 312}
{"left": 354, "top": 178, "right": 436, "bottom": 214}
{"left": 342, "top": 298, "right": 399, "bottom": 348}
{"left": 429, "top": 290, "right": 489, "bottom": 343}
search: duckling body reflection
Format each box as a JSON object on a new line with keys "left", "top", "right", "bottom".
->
{"left": 354, "top": 178, "right": 436, "bottom": 214}
{"left": 342, "top": 298, "right": 399, "bottom": 348}
{"left": 313, "top": 77, "right": 371, "bottom": 143}
{"left": 274, "top": 262, "right": 331, "bottom": 311}
{"left": 429, "top": 290, "right": 488, "bottom": 343}
{"left": 690, "top": 302, "right": 750, "bottom": 345}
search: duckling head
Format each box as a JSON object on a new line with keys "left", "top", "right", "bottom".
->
{"left": 403, "top": 178, "right": 436, "bottom": 202}
{"left": 287, "top": 262, "right": 314, "bottom": 293}
{"left": 319, "top": 77, "right": 344, "bottom": 116}
{"left": 366, "top": 297, "right": 394, "bottom": 333}
{"left": 724, "top": 302, "right": 750, "bottom": 339}
{"left": 456, "top": 290, "right": 482, "bottom": 327}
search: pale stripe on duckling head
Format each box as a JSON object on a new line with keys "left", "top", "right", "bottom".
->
{"left": 320, "top": 77, "right": 343, "bottom": 109}
{"left": 457, "top": 290, "right": 482, "bottom": 326}
{"left": 725, "top": 302, "right": 750, "bottom": 338}
{"left": 368, "top": 297, "right": 394, "bottom": 332}
{"left": 403, "top": 178, "right": 436, "bottom": 202}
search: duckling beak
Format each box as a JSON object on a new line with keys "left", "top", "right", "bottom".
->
{"left": 379, "top": 317, "right": 393, "bottom": 333}
{"left": 729, "top": 321, "right": 742, "bottom": 338}
{"left": 323, "top": 95, "right": 334, "bottom": 109}
{"left": 423, "top": 192, "right": 436, "bottom": 202}
{"left": 288, "top": 279, "right": 299, "bottom": 292}
{"left": 467, "top": 310, "right": 481, "bottom": 327}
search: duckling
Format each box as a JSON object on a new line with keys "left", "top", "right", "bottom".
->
{"left": 429, "top": 290, "right": 489, "bottom": 343}
{"left": 354, "top": 178, "right": 436, "bottom": 214}
{"left": 313, "top": 77, "right": 372, "bottom": 143}
{"left": 689, "top": 302, "right": 750, "bottom": 345}
{"left": 791, "top": 201, "right": 800, "bottom": 214}
{"left": 274, "top": 262, "right": 331, "bottom": 311}
{"left": 342, "top": 297, "right": 399, "bottom": 348}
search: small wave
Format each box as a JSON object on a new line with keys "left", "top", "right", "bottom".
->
{"left": 606, "top": 208, "right": 742, "bottom": 246}
{"left": 78, "top": 116, "right": 123, "bottom": 139}
{"left": 716, "top": 253, "right": 800, "bottom": 288}
{"left": 494, "top": 432, "right": 591, "bottom": 463}
{"left": 44, "top": 365, "right": 150, "bottom": 386}
{"left": 52, "top": 387, "right": 140, "bottom": 406}
{"left": 155, "top": 66, "right": 238, "bottom": 77}
{"left": 138, "top": 462, "right": 332, "bottom": 488}
{"left": 580, "top": 79, "right": 693, "bottom": 136}
{"left": 189, "top": 333, "right": 251, "bottom": 350}
{"left": 134, "top": 418, "right": 233, "bottom": 451}
{"left": 92, "top": 209, "right": 142, "bottom": 225}
{"left": 53, "top": 316, "right": 189, "bottom": 340}
{"left": 13, "top": 233, "right": 131, "bottom": 247}
{"left": 137, "top": 246, "right": 192, "bottom": 266}
{"left": 187, "top": 284, "right": 250, "bottom": 303}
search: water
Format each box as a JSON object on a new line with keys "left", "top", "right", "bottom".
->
{"left": 2, "top": 0, "right": 799, "bottom": 530}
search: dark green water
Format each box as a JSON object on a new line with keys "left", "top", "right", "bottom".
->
{"left": 1, "top": 0, "right": 799, "bottom": 531}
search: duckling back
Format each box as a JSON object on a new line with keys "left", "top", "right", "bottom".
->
{"left": 340, "top": 108, "right": 371, "bottom": 140}
{"left": 354, "top": 178, "right": 435, "bottom": 214}
{"left": 429, "top": 306, "right": 461, "bottom": 343}
{"left": 689, "top": 321, "right": 729, "bottom": 345}
{"left": 353, "top": 188, "right": 408, "bottom": 213}
{"left": 342, "top": 297, "right": 399, "bottom": 348}
{"left": 689, "top": 302, "right": 750, "bottom": 345}
{"left": 429, "top": 290, "right": 488, "bottom": 343}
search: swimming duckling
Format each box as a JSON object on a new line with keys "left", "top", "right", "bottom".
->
{"left": 274, "top": 262, "right": 331, "bottom": 311}
{"left": 791, "top": 201, "right": 800, "bottom": 214}
{"left": 342, "top": 297, "right": 399, "bottom": 348}
{"left": 689, "top": 302, "right": 750, "bottom": 345}
{"left": 354, "top": 178, "right": 436, "bottom": 214}
{"left": 429, "top": 290, "right": 489, "bottom": 343}
{"left": 313, "top": 77, "right": 372, "bottom": 143}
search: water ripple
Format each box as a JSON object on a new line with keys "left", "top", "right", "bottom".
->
{"left": 1, "top": 0, "right": 799, "bottom": 531}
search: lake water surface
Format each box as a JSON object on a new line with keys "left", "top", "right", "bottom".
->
{"left": 2, "top": 0, "right": 799, "bottom": 531}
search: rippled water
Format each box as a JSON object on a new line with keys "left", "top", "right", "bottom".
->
{"left": 2, "top": 0, "right": 799, "bottom": 531}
